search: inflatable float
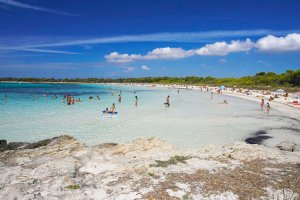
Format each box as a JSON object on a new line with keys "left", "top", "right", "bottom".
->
{"left": 102, "top": 110, "right": 118, "bottom": 118}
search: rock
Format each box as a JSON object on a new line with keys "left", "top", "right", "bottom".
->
{"left": 0, "top": 140, "right": 7, "bottom": 151}
{"left": 7, "top": 142, "right": 29, "bottom": 150}
{"left": 276, "top": 141, "right": 297, "bottom": 152}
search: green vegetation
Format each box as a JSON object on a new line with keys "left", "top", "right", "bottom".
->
{"left": 147, "top": 172, "right": 159, "bottom": 179}
{"left": 66, "top": 184, "right": 80, "bottom": 190}
{"left": 150, "top": 155, "right": 191, "bottom": 168}
{"left": 1, "top": 69, "right": 300, "bottom": 91}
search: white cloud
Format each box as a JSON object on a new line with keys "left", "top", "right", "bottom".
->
{"left": 0, "top": 0, "right": 76, "bottom": 16}
{"left": 105, "top": 39, "right": 254, "bottom": 62}
{"left": 256, "top": 33, "right": 300, "bottom": 52}
{"left": 105, "top": 47, "right": 193, "bottom": 63}
{"left": 219, "top": 59, "right": 227, "bottom": 64}
{"left": 119, "top": 66, "right": 135, "bottom": 73}
{"left": 194, "top": 39, "right": 254, "bottom": 56}
{"left": 105, "top": 52, "right": 142, "bottom": 63}
{"left": 141, "top": 65, "right": 150, "bottom": 70}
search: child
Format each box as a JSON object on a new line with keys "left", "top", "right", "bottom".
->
{"left": 267, "top": 102, "right": 270, "bottom": 114}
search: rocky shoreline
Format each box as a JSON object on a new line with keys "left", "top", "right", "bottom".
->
{"left": 0, "top": 136, "right": 300, "bottom": 200}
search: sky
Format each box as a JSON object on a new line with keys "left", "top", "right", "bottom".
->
{"left": 0, "top": 0, "right": 300, "bottom": 78}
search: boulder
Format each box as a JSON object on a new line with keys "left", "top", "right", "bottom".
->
{"left": 0, "top": 140, "right": 7, "bottom": 151}
{"left": 276, "top": 141, "right": 298, "bottom": 152}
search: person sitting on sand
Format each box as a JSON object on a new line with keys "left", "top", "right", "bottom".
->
{"left": 261, "top": 99, "right": 265, "bottom": 111}
{"left": 267, "top": 102, "right": 271, "bottom": 114}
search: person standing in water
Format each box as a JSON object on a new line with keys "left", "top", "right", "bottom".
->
{"left": 135, "top": 96, "right": 138, "bottom": 106}
{"left": 261, "top": 99, "right": 265, "bottom": 111}
{"left": 267, "top": 102, "right": 271, "bottom": 114}
{"left": 118, "top": 95, "right": 122, "bottom": 103}
{"left": 211, "top": 92, "right": 213, "bottom": 100}
{"left": 165, "top": 95, "right": 170, "bottom": 107}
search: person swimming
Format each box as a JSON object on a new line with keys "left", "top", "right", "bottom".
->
{"left": 220, "top": 100, "right": 228, "bottom": 104}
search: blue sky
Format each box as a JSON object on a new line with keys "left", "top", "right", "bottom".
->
{"left": 0, "top": 0, "right": 300, "bottom": 78}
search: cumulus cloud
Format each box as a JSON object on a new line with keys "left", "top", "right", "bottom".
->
{"left": 105, "top": 52, "right": 141, "bottom": 63}
{"left": 194, "top": 39, "right": 254, "bottom": 56}
{"left": 256, "top": 33, "right": 300, "bottom": 52}
{"left": 105, "top": 33, "right": 300, "bottom": 63}
{"left": 105, "top": 47, "right": 193, "bottom": 63}
{"left": 141, "top": 65, "right": 150, "bottom": 70}
{"left": 105, "top": 39, "right": 253, "bottom": 62}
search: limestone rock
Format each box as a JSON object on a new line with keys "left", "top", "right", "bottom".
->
{"left": 276, "top": 141, "right": 298, "bottom": 152}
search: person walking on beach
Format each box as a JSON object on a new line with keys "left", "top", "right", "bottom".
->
{"left": 267, "top": 102, "right": 271, "bottom": 114}
{"left": 135, "top": 96, "right": 138, "bottom": 106}
{"left": 261, "top": 99, "right": 265, "bottom": 111}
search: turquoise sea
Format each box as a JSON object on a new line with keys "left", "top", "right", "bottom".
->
{"left": 0, "top": 82, "right": 299, "bottom": 148}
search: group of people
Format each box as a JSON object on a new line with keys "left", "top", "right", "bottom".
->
{"left": 260, "top": 99, "right": 271, "bottom": 114}
{"left": 62, "top": 95, "right": 82, "bottom": 105}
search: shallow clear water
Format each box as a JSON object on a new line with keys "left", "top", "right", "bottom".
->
{"left": 0, "top": 82, "right": 299, "bottom": 148}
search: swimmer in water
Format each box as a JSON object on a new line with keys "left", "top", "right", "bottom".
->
{"left": 267, "top": 102, "right": 270, "bottom": 114}
{"left": 135, "top": 96, "right": 138, "bottom": 106}
{"left": 261, "top": 99, "right": 265, "bottom": 111}
{"left": 220, "top": 100, "right": 228, "bottom": 104}
{"left": 4, "top": 94, "right": 7, "bottom": 98}
{"left": 118, "top": 95, "right": 122, "bottom": 103}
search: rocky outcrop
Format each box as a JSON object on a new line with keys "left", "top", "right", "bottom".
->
{"left": 0, "top": 136, "right": 299, "bottom": 200}
{"left": 0, "top": 135, "right": 74, "bottom": 152}
{"left": 276, "top": 140, "right": 298, "bottom": 152}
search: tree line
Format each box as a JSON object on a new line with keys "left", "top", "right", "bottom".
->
{"left": 1, "top": 69, "right": 299, "bottom": 89}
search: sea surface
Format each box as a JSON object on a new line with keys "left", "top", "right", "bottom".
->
{"left": 0, "top": 82, "right": 299, "bottom": 148}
